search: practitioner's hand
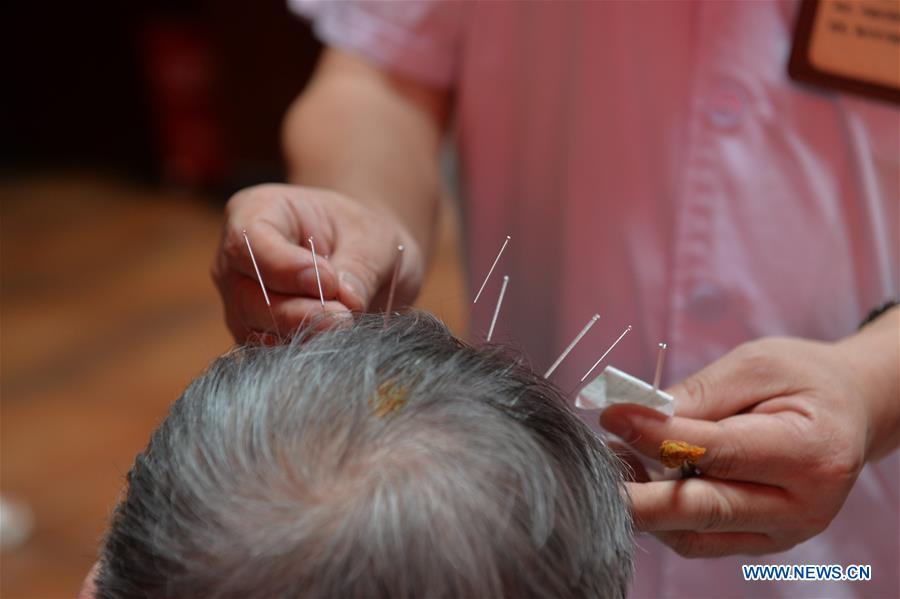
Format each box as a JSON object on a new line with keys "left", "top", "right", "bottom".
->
{"left": 212, "top": 184, "right": 424, "bottom": 342}
{"left": 601, "top": 311, "right": 899, "bottom": 557}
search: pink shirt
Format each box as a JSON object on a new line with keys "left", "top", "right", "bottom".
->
{"left": 292, "top": 1, "right": 899, "bottom": 597}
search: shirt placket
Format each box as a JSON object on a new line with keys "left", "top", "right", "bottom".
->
{"left": 667, "top": 3, "right": 751, "bottom": 386}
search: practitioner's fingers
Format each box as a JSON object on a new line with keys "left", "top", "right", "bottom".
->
{"left": 225, "top": 274, "right": 350, "bottom": 343}
{"left": 664, "top": 338, "right": 806, "bottom": 421}
{"left": 609, "top": 337, "right": 875, "bottom": 558}
{"left": 627, "top": 478, "right": 805, "bottom": 556}
{"left": 214, "top": 183, "right": 427, "bottom": 342}
{"left": 243, "top": 330, "right": 284, "bottom": 347}
{"left": 274, "top": 294, "right": 353, "bottom": 334}
{"left": 600, "top": 404, "right": 800, "bottom": 485}
{"left": 214, "top": 184, "right": 368, "bottom": 342}
{"left": 327, "top": 214, "right": 423, "bottom": 314}
{"left": 625, "top": 479, "right": 794, "bottom": 534}
{"left": 652, "top": 530, "right": 779, "bottom": 558}
{"left": 220, "top": 213, "right": 339, "bottom": 300}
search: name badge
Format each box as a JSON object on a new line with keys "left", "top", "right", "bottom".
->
{"left": 789, "top": 0, "right": 900, "bottom": 104}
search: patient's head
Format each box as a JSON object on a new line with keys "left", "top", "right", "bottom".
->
{"left": 95, "top": 313, "right": 633, "bottom": 598}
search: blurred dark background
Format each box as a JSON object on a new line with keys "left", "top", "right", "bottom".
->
{"left": 1, "top": 3, "right": 466, "bottom": 597}
{"left": 5, "top": 0, "right": 322, "bottom": 191}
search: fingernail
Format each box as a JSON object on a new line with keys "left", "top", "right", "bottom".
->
{"left": 339, "top": 271, "right": 366, "bottom": 306}
{"left": 600, "top": 410, "right": 633, "bottom": 439}
{"left": 334, "top": 309, "right": 352, "bottom": 319}
{"left": 329, "top": 309, "right": 353, "bottom": 325}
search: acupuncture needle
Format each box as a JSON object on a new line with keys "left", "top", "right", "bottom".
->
{"left": 473, "top": 235, "right": 510, "bottom": 303}
{"left": 486, "top": 275, "right": 510, "bottom": 342}
{"left": 544, "top": 314, "right": 600, "bottom": 378}
{"left": 384, "top": 245, "right": 404, "bottom": 325}
{"left": 242, "top": 229, "right": 281, "bottom": 339}
{"left": 307, "top": 236, "right": 325, "bottom": 310}
{"left": 652, "top": 342, "right": 668, "bottom": 392}
{"left": 580, "top": 325, "right": 632, "bottom": 383}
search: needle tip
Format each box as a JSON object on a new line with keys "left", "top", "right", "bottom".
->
{"left": 398, "top": 245, "right": 405, "bottom": 251}
{"left": 506, "top": 235, "right": 511, "bottom": 240}
{"left": 659, "top": 342, "right": 667, "bottom": 349}
{"left": 591, "top": 313, "right": 600, "bottom": 321}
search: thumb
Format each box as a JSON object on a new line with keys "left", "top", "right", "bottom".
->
{"left": 665, "top": 341, "right": 791, "bottom": 421}
{"left": 329, "top": 238, "right": 410, "bottom": 312}
{"left": 600, "top": 404, "right": 789, "bottom": 483}
{"left": 223, "top": 221, "right": 339, "bottom": 300}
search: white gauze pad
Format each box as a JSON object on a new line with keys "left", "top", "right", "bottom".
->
{"left": 576, "top": 365, "right": 675, "bottom": 416}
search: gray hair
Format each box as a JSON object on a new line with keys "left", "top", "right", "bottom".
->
{"left": 96, "top": 312, "right": 633, "bottom": 598}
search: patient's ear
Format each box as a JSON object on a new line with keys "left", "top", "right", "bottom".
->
{"left": 78, "top": 561, "right": 99, "bottom": 599}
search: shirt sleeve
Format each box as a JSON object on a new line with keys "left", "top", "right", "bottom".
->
{"left": 288, "top": 0, "right": 462, "bottom": 88}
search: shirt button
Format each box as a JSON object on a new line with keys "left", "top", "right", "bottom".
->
{"left": 706, "top": 81, "right": 748, "bottom": 129}
{"left": 687, "top": 282, "right": 728, "bottom": 320}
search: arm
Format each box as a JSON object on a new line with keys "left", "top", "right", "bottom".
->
{"left": 283, "top": 48, "right": 450, "bottom": 262}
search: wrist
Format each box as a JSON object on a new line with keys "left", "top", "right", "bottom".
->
{"left": 835, "top": 306, "right": 900, "bottom": 461}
